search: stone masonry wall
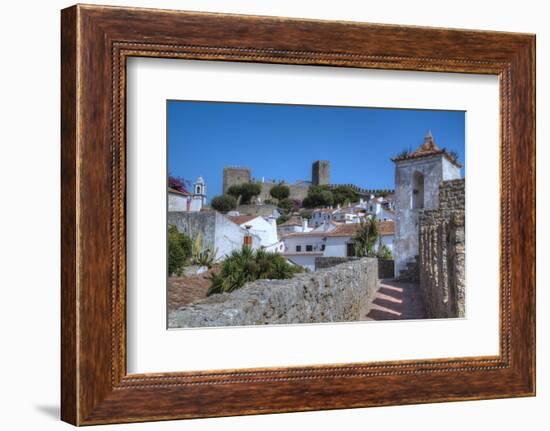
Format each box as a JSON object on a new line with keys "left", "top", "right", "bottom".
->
{"left": 314, "top": 256, "right": 360, "bottom": 269}
{"left": 418, "top": 179, "right": 465, "bottom": 318}
{"left": 168, "top": 258, "right": 378, "bottom": 328}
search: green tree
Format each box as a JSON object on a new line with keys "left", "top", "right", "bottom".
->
{"left": 303, "top": 190, "right": 334, "bottom": 208}
{"left": 278, "top": 198, "right": 294, "bottom": 214}
{"left": 331, "top": 185, "right": 359, "bottom": 206}
{"left": 208, "top": 247, "right": 303, "bottom": 295}
{"left": 226, "top": 182, "right": 262, "bottom": 204}
{"left": 352, "top": 216, "right": 379, "bottom": 257}
{"left": 167, "top": 225, "right": 192, "bottom": 275}
{"left": 269, "top": 184, "right": 290, "bottom": 201}
{"left": 210, "top": 194, "right": 237, "bottom": 213}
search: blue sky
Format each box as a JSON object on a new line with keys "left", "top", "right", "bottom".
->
{"left": 167, "top": 100, "right": 465, "bottom": 200}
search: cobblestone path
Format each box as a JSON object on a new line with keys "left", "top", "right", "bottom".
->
{"left": 362, "top": 278, "right": 427, "bottom": 321}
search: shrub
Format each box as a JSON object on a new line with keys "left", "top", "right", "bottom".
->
{"left": 353, "top": 216, "right": 379, "bottom": 257}
{"left": 303, "top": 190, "right": 334, "bottom": 208}
{"left": 378, "top": 245, "right": 393, "bottom": 260}
{"left": 167, "top": 225, "right": 192, "bottom": 275}
{"left": 208, "top": 247, "right": 303, "bottom": 295}
{"left": 168, "top": 175, "right": 190, "bottom": 193}
{"left": 210, "top": 194, "right": 237, "bottom": 213}
{"left": 226, "top": 182, "right": 262, "bottom": 204}
{"left": 269, "top": 184, "right": 290, "bottom": 201}
{"left": 331, "top": 185, "right": 359, "bottom": 206}
{"left": 278, "top": 198, "right": 294, "bottom": 214}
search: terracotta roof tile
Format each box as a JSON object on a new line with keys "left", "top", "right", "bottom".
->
{"left": 228, "top": 215, "right": 259, "bottom": 225}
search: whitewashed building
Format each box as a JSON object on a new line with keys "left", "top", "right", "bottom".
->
{"left": 228, "top": 215, "right": 284, "bottom": 253}
{"left": 167, "top": 176, "right": 207, "bottom": 212}
{"left": 277, "top": 216, "right": 313, "bottom": 237}
{"left": 282, "top": 221, "right": 395, "bottom": 271}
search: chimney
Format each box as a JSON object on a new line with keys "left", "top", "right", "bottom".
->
{"left": 302, "top": 218, "right": 308, "bottom": 231}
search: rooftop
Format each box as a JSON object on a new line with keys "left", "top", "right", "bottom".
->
{"left": 227, "top": 215, "right": 259, "bottom": 225}
{"left": 167, "top": 187, "right": 191, "bottom": 196}
{"left": 391, "top": 131, "right": 462, "bottom": 168}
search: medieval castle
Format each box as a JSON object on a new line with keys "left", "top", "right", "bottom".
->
{"left": 223, "top": 160, "right": 393, "bottom": 203}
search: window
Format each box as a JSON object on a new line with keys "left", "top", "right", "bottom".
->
{"left": 321, "top": 244, "right": 326, "bottom": 251}
{"left": 412, "top": 171, "right": 425, "bottom": 209}
{"left": 306, "top": 245, "right": 313, "bottom": 252}
{"left": 296, "top": 245, "right": 301, "bottom": 252}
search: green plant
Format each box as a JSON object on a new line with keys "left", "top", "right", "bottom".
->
{"left": 269, "top": 184, "right": 290, "bottom": 201}
{"left": 331, "top": 185, "right": 359, "bottom": 206}
{"left": 207, "top": 247, "right": 303, "bottom": 295}
{"left": 353, "top": 216, "right": 379, "bottom": 257}
{"left": 167, "top": 225, "right": 192, "bottom": 276}
{"left": 378, "top": 245, "right": 393, "bottom": 260}
{"left": 193, "top": 248, "right": 216, "bottom": 268}
{"left": 395, "top": 149, "right": 410, "bottom": 159}
{"left": 210, "top": 194, "right": 237, "bottom": 213}
{"left": 278, "top": 198, "right": 294, "bottom": 214}
{"left": 226, "top": 182, "right": 262, "bottom": 204}
{"left": 302, "top": 190, "right": 334, "bottom": 208}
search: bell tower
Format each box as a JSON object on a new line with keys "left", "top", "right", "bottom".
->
{"left": 392, "top": 131, "right": 461, "bottom": 278}
{"left": 193, "top": 176, "right": 207, "bottom": 208}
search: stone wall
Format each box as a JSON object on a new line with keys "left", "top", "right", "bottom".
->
{"left": 168, "top": 258, "right": 379, "bottom": 328}
{"left": 418, "top": 179, "right": 465, "bottom": 318}
{"left": 168, "top": 211, "right": 261, "bottom": 261}
{"left": 314, "top": 256, "right": 360, "bottom": 269}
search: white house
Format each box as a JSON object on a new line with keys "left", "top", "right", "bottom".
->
{"left": 281, "top": 220, "right": 395, "bottom": 270}
{"left": 167, "top": 211, "right": 261, "bottom": 261}
{"left": 311, "top": 207, "right": 338, "bottom": 227}
{"left": 167, "top": 176, "right": 207, "bottom": 212}
{"left": 277, "top": 216, "right": 313, "bottom": 237}
{"left": 365, "top": 197, "right": 396, "bottom": 221}
{"left": 228, "top": 214, "right": 284, "bottom": 253}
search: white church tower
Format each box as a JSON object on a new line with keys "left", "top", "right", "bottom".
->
{"left": 190, "top": 176, "right": 207, "bottom": 211}
{"left": 392, "top": 131, "right": 462, "bottom": 278}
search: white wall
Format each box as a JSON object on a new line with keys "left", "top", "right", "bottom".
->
{"left": 0, "top": 1, "right": 547, "bottom": 431}
{"left": 325, "top": 237, "right": 352, "bottom": 257}
{"left": 285, "top": 254, "right": 317, "bottom": 271}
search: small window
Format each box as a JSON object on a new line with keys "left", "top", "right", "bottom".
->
{"left": 306, "top": 245, "right": 313, "bottom": 252}
{"left": 321, "top": 244, "right": 326, "bottom": 251}
{"left": 296, "top": 245, "right": 302, "bottom": 252}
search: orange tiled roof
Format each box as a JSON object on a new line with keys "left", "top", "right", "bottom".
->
{"left": 228, "top": 215, "right": 259, "bottom": 225}
{"left": 167, "top": 187, "right": 191, "bottom": 196}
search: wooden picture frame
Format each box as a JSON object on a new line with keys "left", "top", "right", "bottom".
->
{"left": 61, "top": 4, "right": 535, "bottom": 425}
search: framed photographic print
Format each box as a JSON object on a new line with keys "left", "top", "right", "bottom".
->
{"left": 61, "top": 4, "right": 535, "bottom": 425}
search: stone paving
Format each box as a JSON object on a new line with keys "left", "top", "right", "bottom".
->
{"left": 361, "top": 278, "right": 427, "bottom": 321}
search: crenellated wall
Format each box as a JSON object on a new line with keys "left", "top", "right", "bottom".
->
{"left": 418, "top": 179, "right": 465, "bottom": 318}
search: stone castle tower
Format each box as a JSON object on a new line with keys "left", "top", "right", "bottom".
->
{"left": 392, "top": 131, "right": 461, "bottom": 278}
{"left": 312, "top": 160, "right": 330, "bottom": 186}
{"left": 223, "top": 167, "right": 251, "bottom": 193}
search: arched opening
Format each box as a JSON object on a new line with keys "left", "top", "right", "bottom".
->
{"left": 196, "top": 185, "right": 201, "bottom": 195}
{"left": 412, "top": 172, "right": 424, "bottom": 209}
